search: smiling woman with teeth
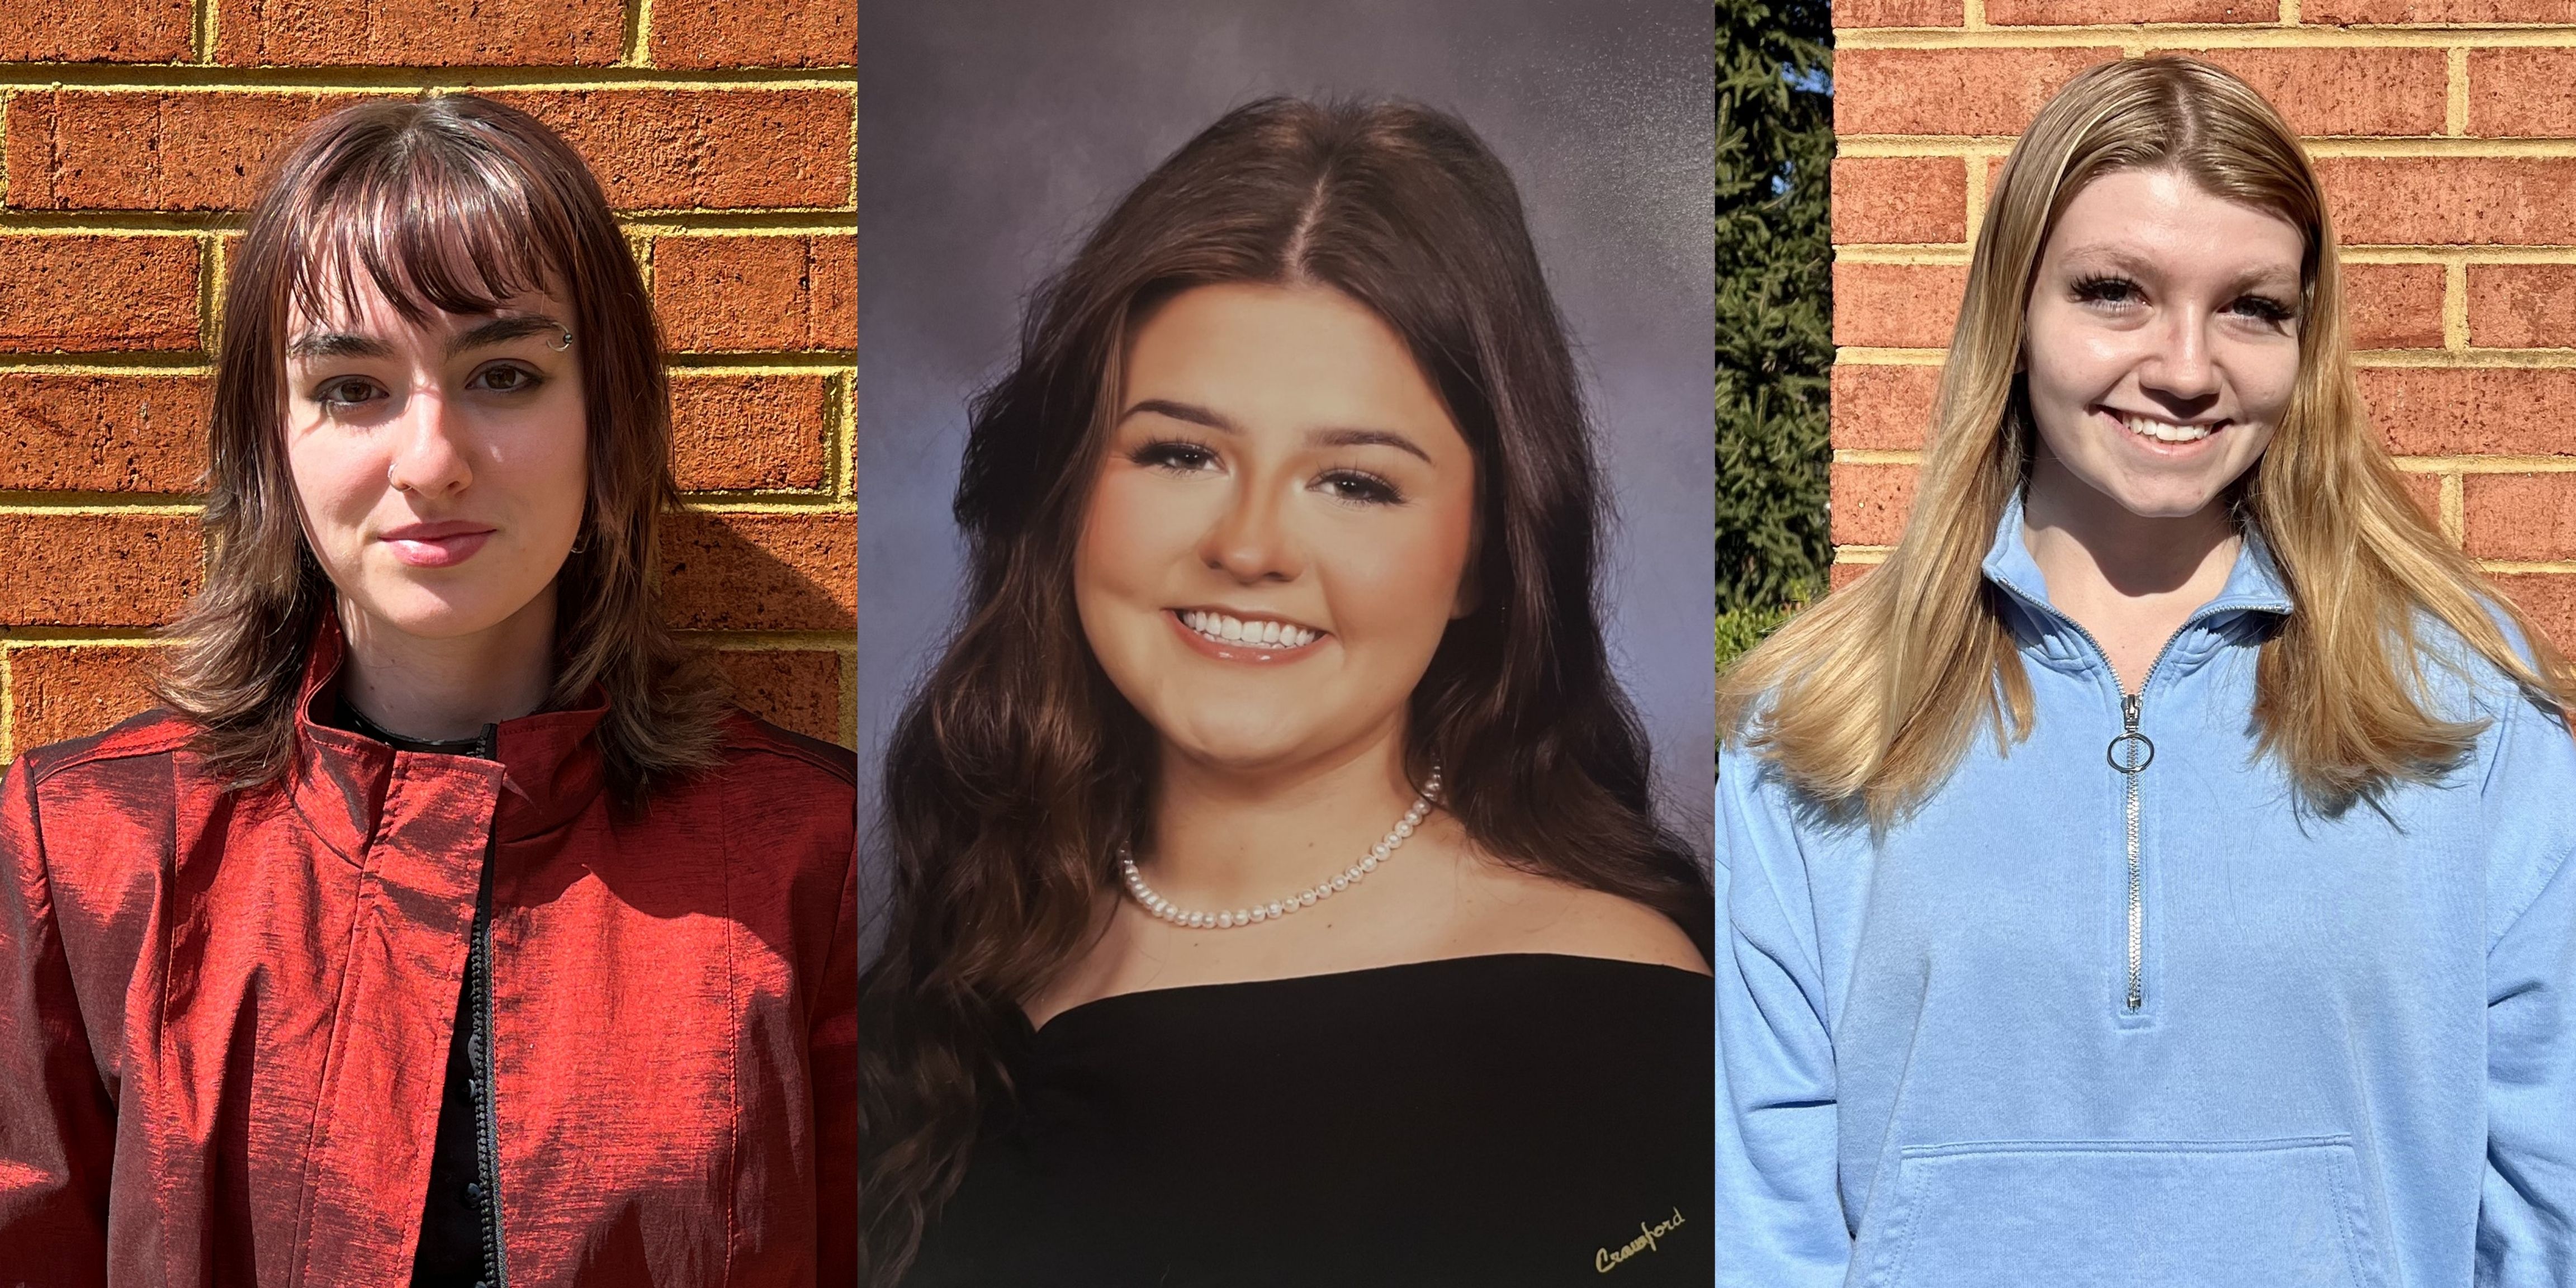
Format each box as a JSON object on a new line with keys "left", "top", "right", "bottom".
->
{"left": 1716, "top": 57, "right": 2576, "bottom": 1288}
{"left": 861, "top": 98, "right": 1715, "bottom": 1287}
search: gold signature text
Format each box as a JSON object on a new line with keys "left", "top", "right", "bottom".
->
{"left": 1595, "top": 1206, "right": 1687, "bottom": 1273}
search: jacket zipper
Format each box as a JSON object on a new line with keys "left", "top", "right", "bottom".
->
{"left": 1987, "top": 580, "right": 2233, "bottom": 1016}
{"left": 468, "top": 842, "right": 508, "bottom": 1288}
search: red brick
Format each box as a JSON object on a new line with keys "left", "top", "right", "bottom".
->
{"left": 706, "top": 648, "right": 845, "bottom": 744}
{"left": 650, "top": 0, "right": 856, "bottom": 69}
{"left": 654, "top": 236, "right": 856, "bottom": 352}
{"left": 6, "top": 645, "right": 158, "bottom": 756}
{"left": 2318, "top": 158, "right": 2576, "bottom": 247}
{"left": 2179, "top": 48, "right": 2446, "bottom": 139}
{"left": 0, "top": 373, "right": 208, "bottom": 493}
{"left": 2343, "top": 262, "right": 2447, "bottom": 350}
{"left": 2310, "top": 0, "right": 2576, "bottom": 23}
{"left": 0, "top": 515, "right": 200, "bottom": 627}
{"left": 2356, "top": 367, "right": 2576, "bottom": 456}
{"left": 2465, "top": 264, "right": 2576, "bottom": 349}
{"left": 2492, "top": 572, "right": 2576, "bottom": 653}
{"left": 1831, "top": 363, "right": 1943, "bottom": 451}
{"left": 1992, "top": 0, "right": 2265, "bottom": 22}
{"left": 1832, "top": 158, "right": 1968, "bottom": 246}
{"left": 2395, "top": 470, "right": 2447, "bottom": 530}
{"left": 670, "top": 374, "right": 834, "bottom": 492}
{"left": 660, "top": 512, "right": 855, "bottom": 631}
{"left": 2464, "top": 474, "right": 2576, "bottom": 561}
{"left": 486, "top": 89, "right": 852, "bottom": 212}
{"left": 2469, "top": 50, "right": 2576, "bottom": 139}
{"left": 215, "top": 0, "right": 621, "bottom": 65}
{"left": 1831, "top": 461, "right": 1918, "bottom": 547}
{"left": 5, "top": 89, "right": 852, "bottom": 214}
{"left": 4, "top": 92, "right": 356, "bottom": 213}
{"left": 1827, "top": 560, "right": 1879, "bottom": 591}
{"left": 1834, "top": 262, "right": 1967, "bottom": 349}
{"left": 1836, "top": 49, "right": 2122, "bottom": 139}
{"left": 0, "top": 0, "right": 190, "bottom": 61}
{"left": 1835, "top": 0, "right": 1965, "bottom": 27}
{"left": 0, "top": 238, "right": 200, "bottom": 353}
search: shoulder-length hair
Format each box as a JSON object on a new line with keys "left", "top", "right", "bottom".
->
{"left": 153, "top": 93, "right": 726, "bottom": 803}
{"left": 855, "top": 96, "right": 1711, "bottom": 1280}
{"left": 1718, "top": 55, "right": 2576, "bottom": 823}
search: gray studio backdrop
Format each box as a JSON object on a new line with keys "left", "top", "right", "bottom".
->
{"left": 857, "top": 0, "right": 1718, "bottom": 883}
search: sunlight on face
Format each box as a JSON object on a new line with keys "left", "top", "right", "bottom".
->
{"left": 282, "top": 277, "right": 589, "bottom": 643}
{"left": 1073, "top": 282, "right": 1478, "bottom": 774}
{"left": 2022, "top": 167, "right": 2305, "bottom": 521}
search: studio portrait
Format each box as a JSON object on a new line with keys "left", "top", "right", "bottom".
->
{"left": 855, "top": 1, "right": 1717, "bottom": 1285}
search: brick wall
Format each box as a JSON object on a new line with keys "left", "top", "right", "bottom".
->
{"left": 1827, "top": 8, "right": 2576, "bottom": 648}
{"left": 0, "top": 0, "right": 858, "bottom": 761}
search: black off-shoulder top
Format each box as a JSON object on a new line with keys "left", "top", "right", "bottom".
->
{"left": 903, "top": 953, "right": 1714, "bottom": 1287}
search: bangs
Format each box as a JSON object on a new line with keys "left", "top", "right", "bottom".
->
{"left": 283, "top": 128, "right": 567, "bottom": 329}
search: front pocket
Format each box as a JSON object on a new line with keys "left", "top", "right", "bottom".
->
{"left": 1854, "top": 1137, "right": 2389, "bottom": 1288}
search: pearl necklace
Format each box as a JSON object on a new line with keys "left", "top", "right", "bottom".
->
{"left": 1119, "top": 766, "right": 1443, "bottom": 930}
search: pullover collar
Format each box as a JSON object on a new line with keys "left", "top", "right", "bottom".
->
{"left": 1978, "top": 488, "right": 2296, "bottom": 683}
{"left": 288, "top": 612, "right": 609, "bottom": 860}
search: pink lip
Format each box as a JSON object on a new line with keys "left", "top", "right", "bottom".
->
{"left": 1164, "top": 609, "right": 1328, "bottom": 666}
{"left": 380, "top": 522, "right": 494, "bottom": 568}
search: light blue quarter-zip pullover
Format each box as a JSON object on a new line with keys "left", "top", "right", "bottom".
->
{"left": 1715, "top": 494, "right": 2576, "bottom": 1288}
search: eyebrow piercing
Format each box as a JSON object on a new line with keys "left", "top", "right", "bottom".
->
{"left": 552, "top": 330, "right": 573, "bottom": 351}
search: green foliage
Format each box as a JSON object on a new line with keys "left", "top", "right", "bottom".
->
{"left": 1717, "top": 0, "right": 1834, "bottom": 618}
{"left": 1715, "top": 602, "right": 1798, "bottom": 674}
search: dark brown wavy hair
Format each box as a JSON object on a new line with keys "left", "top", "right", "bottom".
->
{"left": 855, "top": 96, "right": 1713, "bottom": 1282}
{"left": 153, "top": 94, "right": 726, "bottom": 804}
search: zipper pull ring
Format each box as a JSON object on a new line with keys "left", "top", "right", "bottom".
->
{"left": 2109, "top": 692, "right": 2154, "bottom": 774}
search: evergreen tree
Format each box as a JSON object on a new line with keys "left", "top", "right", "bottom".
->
{"left": 1717, "top": 0, "right": 1833, "bottom": 650}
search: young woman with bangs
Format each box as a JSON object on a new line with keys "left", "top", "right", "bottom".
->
{"left": 1715, "top": 57, "right": 2576, "bottom": 1286}
{"left": 860, "top": 97, "right": 1713, "bottom": 1286}
{"left": 0, "top": 96, "right": 856, "bottom": 1285}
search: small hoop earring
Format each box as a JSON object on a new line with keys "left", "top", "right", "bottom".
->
{"left": 551, "top": 330, "right": 574, "bottom": 352}
{"left": 568, "top": 530, "right": 590, "bottom": 555}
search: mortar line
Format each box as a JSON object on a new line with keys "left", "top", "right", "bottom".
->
{"left": 682, "top": 630, "right": 859, "bottom": 650}
{"left": 0, "top": 628, "right": 167, "bottom": 645}
{"left": 1962, "top": 154, "right": 1989, "bottom": 238}
{"left": 839, "top": 644, "right": 858, "bottom": 751}
{"left": 1, "top": 646, "right": 13, "bottom": 766}
{"left": 2440, "top": 473, "right": 2466, "bottom": 542}
{"left": 626, "top": 0, "right": 652, "bottom": 68}
{"left": 2279, "top": 0, "right": 2300, "bottom": 25}
{"left": 2393, "top": 455, "right": 2576, "bottom": 471}
{"left": 196, "top": 0, "right": 220, "bottom": 64}
{"left": 2480, "top": 560, "right": 2576, "bottom": 573}
{"left": 2444, "top": 261, "right": 2470, "bottom": 349}
{"left": 2446, "top": 46, "right": 2470, "bottom": 136}
{"left": 197, "top": 234, "right": 222, "bottom": 353}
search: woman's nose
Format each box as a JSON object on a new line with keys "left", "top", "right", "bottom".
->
{"left": 383, "top": 390, "right": 473, "bottom": 498}
{"left": 1199, "top": 480, "right": 1305, "bottom": 583}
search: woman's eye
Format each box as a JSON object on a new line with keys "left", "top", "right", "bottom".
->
{"left": 314, "top": 377, "right": 383, "bottom": 409}
{"left": 1317, "top": 470, "right": 1401, "bottom": 505}
{"left": 2072, "top": 275, "right": 2142, "bottom": 308}
{"left": 2229, "top": 294, "right": 2298, "bottom": 326}
{"left": 471, "top": 363, "right": 543, "bottom": 394}
{"left": 1134, "top": 441, "right": 1219, "bottom": 473}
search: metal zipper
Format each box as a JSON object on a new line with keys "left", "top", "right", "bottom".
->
{"left": 466, "top": 722, "right": 508, "bottom": 1288}
{"left": 468, "top": 851, "right": 508, "bottom": 1288}
{"left": 2112, "top": 692, "right": 2152, "bottom": 1011}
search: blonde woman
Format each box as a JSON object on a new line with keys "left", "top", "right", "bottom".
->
{"left": 1715, "top": 57, "right": 2576, "bottom": 1287}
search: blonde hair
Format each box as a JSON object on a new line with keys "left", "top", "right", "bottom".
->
{"left": 1718, "top": 55, "right": 2575, "bottom": 822}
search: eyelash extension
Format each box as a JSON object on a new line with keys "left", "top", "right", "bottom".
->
{"left": 2231, "top": 295, "right": 2298, "bottom": 324}
{"left": 2071, "top": 273, "right": 2141, "bottom": 304}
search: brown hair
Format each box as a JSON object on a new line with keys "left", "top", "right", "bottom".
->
{"left": 154, "top": 94, "right": 727, "bottom": 802}
{"left": 1718, "top": 55, "right": 2576, "bottom": 822}
{"left": 855, "top": 96, "right": 1712, "bottom": 1281}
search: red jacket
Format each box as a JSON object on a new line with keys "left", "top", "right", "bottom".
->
{"left": 0, "top": 624, "right": 857, "bottom": 1286}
